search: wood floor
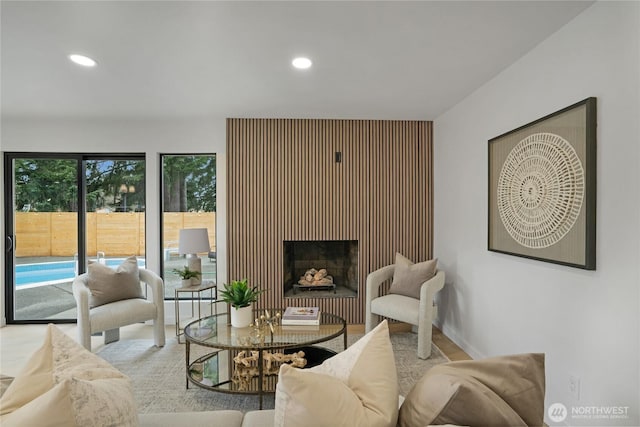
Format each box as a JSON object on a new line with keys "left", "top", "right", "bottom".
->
{"left": 349, "top": 322, "right": 472, "bottom": 361}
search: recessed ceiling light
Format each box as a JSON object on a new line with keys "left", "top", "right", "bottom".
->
{"left": 69, "top": 54, "right": 97, "bottom": 67}
{"left": 292, "top": 57, "right": 312, "bottom": 70}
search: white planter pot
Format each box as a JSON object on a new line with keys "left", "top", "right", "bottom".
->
{"left": 230, "top": 304, "right": 253, "bottom": 328}
{"left": 181, "top": 279, "right": 192, "bottom": 288}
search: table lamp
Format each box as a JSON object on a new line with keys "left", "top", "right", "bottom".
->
{"left": 178, "top": 228, "right": 210, "bottom": 286}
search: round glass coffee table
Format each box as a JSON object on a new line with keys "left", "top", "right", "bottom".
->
{"left": 184, "top": 310, "right": 347, "bottom": 409}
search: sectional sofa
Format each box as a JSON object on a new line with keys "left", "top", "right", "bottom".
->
{"left": 0, "top": 322, "right": 545, "bottom": 427}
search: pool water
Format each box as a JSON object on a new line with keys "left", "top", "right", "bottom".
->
{"left": 15, "top": 258, "right": 146, "bottom": 288}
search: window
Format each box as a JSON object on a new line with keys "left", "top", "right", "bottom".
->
{"left": 4, "top": 153, "right": 145, "bottom": 323}
{"left": 160, "top": 154, "right": 216, "bottom": 299}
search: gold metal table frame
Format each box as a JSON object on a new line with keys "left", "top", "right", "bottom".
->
{"left": 183, "top": 310, "right": 347, "bottom": 409}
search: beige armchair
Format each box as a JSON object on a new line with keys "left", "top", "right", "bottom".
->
{"left": 72, "top": 268, "right": 166, "bottom": 351}
{"left": 365, "top": 266, "right": 445, "bottom": 359}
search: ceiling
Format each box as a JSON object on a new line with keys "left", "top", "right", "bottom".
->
{"left": 1, "top": 1, "right": 594, "bottom": 120}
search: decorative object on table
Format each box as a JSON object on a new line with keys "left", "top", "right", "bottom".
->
{"left": 178, "top": 228, "right": 211, "bottom": 285}
{"left": 488, "top": 97, "right": 596, "bottom": 270}
{"left": 252, "top": 309, "right": 281, "bottom": 344}
{"left": 220, "top": 279, "right": 264, "bottom": 328}
{"left": 172, "top": 265, "right": 201, "bottom": 288}
{"left": 232, "top": 350, "right": 306, "bottom": 390}
{"left": 282, "top": 306, "right": 320, "bottom": 326}
{"left": 202, "top": 357, "right": 219, "bottom": 387}
{"left": 188, "top": 356, "right": 219, "bottom": 387}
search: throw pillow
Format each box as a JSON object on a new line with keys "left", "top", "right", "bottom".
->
{"left": 87, "top": 255, "right": 143, "bottom": 307}
{"left": 388, "top": 252, "right": 437, "bottom": 299}
{"left": 0, "top": 324, "right": 138, "bottom": 427}
{"left": 274, "top": 320, "right": 398, "bottom": 427}
{"left": 398, "top": 353, "right": 545, "bottom": 427}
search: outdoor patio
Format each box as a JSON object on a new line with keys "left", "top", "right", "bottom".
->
{"left": 12, "top": 255, "right": 217, "bottom": 321}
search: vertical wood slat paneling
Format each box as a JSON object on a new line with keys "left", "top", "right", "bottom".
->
{"left": 227, "top": 119, "right": 432, "bottom": 324}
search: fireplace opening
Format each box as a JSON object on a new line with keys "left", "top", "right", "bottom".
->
{"left": 283, "top": 240, "right": 358, "bottom": 299}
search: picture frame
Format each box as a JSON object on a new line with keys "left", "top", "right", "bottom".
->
{"left": 488, "top": 97, "right": 596, "bottom": 270}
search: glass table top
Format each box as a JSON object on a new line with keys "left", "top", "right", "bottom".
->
{"left": 184, "top": 310, "right": 346, "bottom": 350}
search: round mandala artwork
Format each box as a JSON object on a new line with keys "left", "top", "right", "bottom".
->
{"left": 497, "top": 132, "right": 584, "bottom": 249}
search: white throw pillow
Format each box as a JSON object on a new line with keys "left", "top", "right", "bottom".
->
{"left": 274, "top": 320, "right": 398, "bottom": 427}
{"left": 0, "top": 324, "right": 138, "bottom": 427}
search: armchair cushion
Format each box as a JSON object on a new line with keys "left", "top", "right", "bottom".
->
{"left": 87, "top": 256, "right": 143, "bottom": 308}
{"left": 389, "top": 253, "right": 437, "bottom": 299}
{"left": 398, "top": 353, "right": 545, "bottom": 427}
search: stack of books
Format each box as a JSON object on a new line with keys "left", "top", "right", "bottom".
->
{"left": 281, "top": 306, "right": 320, "bottom": 326}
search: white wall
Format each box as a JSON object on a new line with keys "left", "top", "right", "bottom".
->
{"left": 434, "top": 2, "right": 639, "bottom": 425}
{"left": 0, "top": 117, "right": 228, "bottom": 325}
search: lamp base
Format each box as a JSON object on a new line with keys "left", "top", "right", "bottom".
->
{"left": 186, "top": 255, "right": 202, "bottom": 286}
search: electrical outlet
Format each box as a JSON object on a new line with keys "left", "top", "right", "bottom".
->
{"left": 569, "top": 374, "right": 581, "bottom": 401}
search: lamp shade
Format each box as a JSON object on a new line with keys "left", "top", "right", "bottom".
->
{"left": 178, "top": 228, "right": 211, "bottom": 254}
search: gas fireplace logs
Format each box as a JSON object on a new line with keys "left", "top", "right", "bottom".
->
{"left": 298, "top": 268, "right": 334, "bottom": 286}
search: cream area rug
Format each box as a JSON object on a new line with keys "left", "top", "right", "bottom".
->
{"left": 96, "top": 331, "right": 449, "bottom": 413}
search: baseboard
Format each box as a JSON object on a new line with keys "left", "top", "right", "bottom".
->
{"left": 439, "top": 324, "right": 485, "bottom": 360}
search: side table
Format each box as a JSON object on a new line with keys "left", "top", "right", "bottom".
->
{"left": 175, "top": 280, "right": 217, "bottom": 343}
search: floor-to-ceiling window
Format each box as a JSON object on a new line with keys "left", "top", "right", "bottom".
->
{"left": 3, "top": 153, "right": 145, "bottom": 323}
{"left": 160, "top": 154, "right": 216, "bottom": 299}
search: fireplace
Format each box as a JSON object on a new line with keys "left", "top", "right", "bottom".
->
{"left": 283, "top": 240, "right": 358, "bottom": 298}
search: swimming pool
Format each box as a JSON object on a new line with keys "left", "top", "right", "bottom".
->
{"left": 15, "top": 258, "right": 146, "bottom": 289}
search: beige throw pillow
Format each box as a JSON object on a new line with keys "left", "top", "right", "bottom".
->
{"left": 274, "top": 320, "right": 398, "bottom": 427}
{"left": 0, "top": 324, "right": 138, "bottom": 427}
{"left": 398, "top": 353, "right": 545, "bottom": 427}
{"left": 388, "top": 253, "right": 437, "bottom": 299}
{"left": 87, "top": 255, "right": 143, "bottom": 307}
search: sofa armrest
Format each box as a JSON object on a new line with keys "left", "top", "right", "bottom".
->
{"left": 241, "top": 409, "right": 275, "bottom": 427}
{"left": 139, "top": 411, "right": 245, "bottom": 427}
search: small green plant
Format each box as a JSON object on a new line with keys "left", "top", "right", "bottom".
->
{"left": 172, "top": 266, "right": 202, "bottom": 280}
{"left": 220, "top": 279, "right": 264, "bottom": 309}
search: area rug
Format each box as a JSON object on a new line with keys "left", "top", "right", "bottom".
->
{"left": 96, "top": 331, "right": 449, "bottom": 413}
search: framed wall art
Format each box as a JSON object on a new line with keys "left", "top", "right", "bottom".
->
{"left": 488, "top": 97, "right": 596, "bottom": 270}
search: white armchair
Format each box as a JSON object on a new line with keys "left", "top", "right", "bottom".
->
{"left": 365, "top": 265, "right": 445, "bottom": 359}
{"left": 72, "top": 268, "right": 166, "bottom": 351}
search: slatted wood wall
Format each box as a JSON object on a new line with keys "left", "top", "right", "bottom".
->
{"left": 227, "top": 119, "right": 433, "bottom": 324}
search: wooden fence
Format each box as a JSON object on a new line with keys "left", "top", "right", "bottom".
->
{"left": 14, "top": 212, "right": 216, "bottom": 257}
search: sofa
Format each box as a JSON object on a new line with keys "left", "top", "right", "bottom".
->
{"left": 139, "top": 410, "right": 273, "bottom": 427}
{"left": 0, "top": 322, "right": 545, "bottom": 427}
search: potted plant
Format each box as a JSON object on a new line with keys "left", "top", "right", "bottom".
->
{"left": 172, "top": 266, "right": 201, "bottom": 287}
{"left": 220, "top": 279, "right": 264, "bottom": 327}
